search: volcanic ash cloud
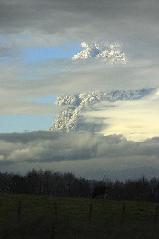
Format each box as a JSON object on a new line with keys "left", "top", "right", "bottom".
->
{"left": 49, "top": 89, "right": 154, "bottom": 133}
{"left": 72, "top": 42, "right": 127, "bottom": 64}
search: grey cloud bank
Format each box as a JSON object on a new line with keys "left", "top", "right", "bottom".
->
{"left": 0, "top": 0, "right": 158, "bottom": 39}
{"left": 0, "top": 0, "right": 159, "bottom": 59}
{"left": 1, "top": 131, "right": 159, "bottom": 179}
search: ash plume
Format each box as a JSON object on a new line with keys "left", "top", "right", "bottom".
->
{"left": 72, "top": 42, "right": 127, "bottom": 64}
{"left": 49, "top": 89, "right": 154, "bottom": 133}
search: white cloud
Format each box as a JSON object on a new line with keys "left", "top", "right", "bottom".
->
{"left": 72, "top": 42, "right": 127, "bottom": 64}
{"left": 50, "top": 88, "right": 154, "bottom": 134}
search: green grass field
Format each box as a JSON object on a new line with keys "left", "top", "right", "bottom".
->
{"left": 0, "top": 194, "right": 159, "bottom": 239}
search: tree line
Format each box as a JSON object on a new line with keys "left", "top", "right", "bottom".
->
{"left": 0, "top": 170, "right": 159, "bottom": 202}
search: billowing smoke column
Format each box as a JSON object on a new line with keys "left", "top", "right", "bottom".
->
{"left": 72, "top": 42, "right": 127, "bottom": 64}
{"left": 49, "top": 42, "right": 151, "bottom": 132}
{"left": 49, "top": 89, "right": 154, "bottom": 132}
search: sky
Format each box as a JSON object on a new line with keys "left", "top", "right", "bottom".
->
{"left": 0, "top": 0, "right": 159, "bottom": 178}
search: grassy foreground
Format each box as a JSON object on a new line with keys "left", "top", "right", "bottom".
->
{"left": 0, "top": 194, "right": 159, "bottom": 239}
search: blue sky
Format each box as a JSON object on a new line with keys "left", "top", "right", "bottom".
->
{"left": 0, "top": 41, "right": 81, "bottom": 133}
{"left": 31, "top": 95, "right": 56, "bottom": 104}
{"left": 0, "top": 95, "right": 57, "bottom": 133}
{"left": 0, "top": 115, "right": 53, "bottom": 133}
{"left": 22, "top": 42, "right": 81, "bottom": 64}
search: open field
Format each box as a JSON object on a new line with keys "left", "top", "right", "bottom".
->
{"left": 0, "top": 194, "right": 159, "bottom": 239}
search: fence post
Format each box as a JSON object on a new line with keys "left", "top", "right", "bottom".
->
{"left": 121, "top": 202, "right": 126, "bottom": 224}
{"left": 88, "top": 202, "right": 93, "bottom": 224}
{"left": 50, "top": 225, "right": 56, "bottom": 239}
{"left": 153, "top": 205, "right": 158, "bottom": 226}
{"left": 17, "top": 200, "right": 22, "bottom": 224}
{"left": 54, "top": 202, "right": 58, "bottom": 222}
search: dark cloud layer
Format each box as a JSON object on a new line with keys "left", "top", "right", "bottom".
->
{"left": 0, "top": 131, "right": 159, "bottom": 179}
{"left": 0, "top": 0, "right": 159, "bottom": 44}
